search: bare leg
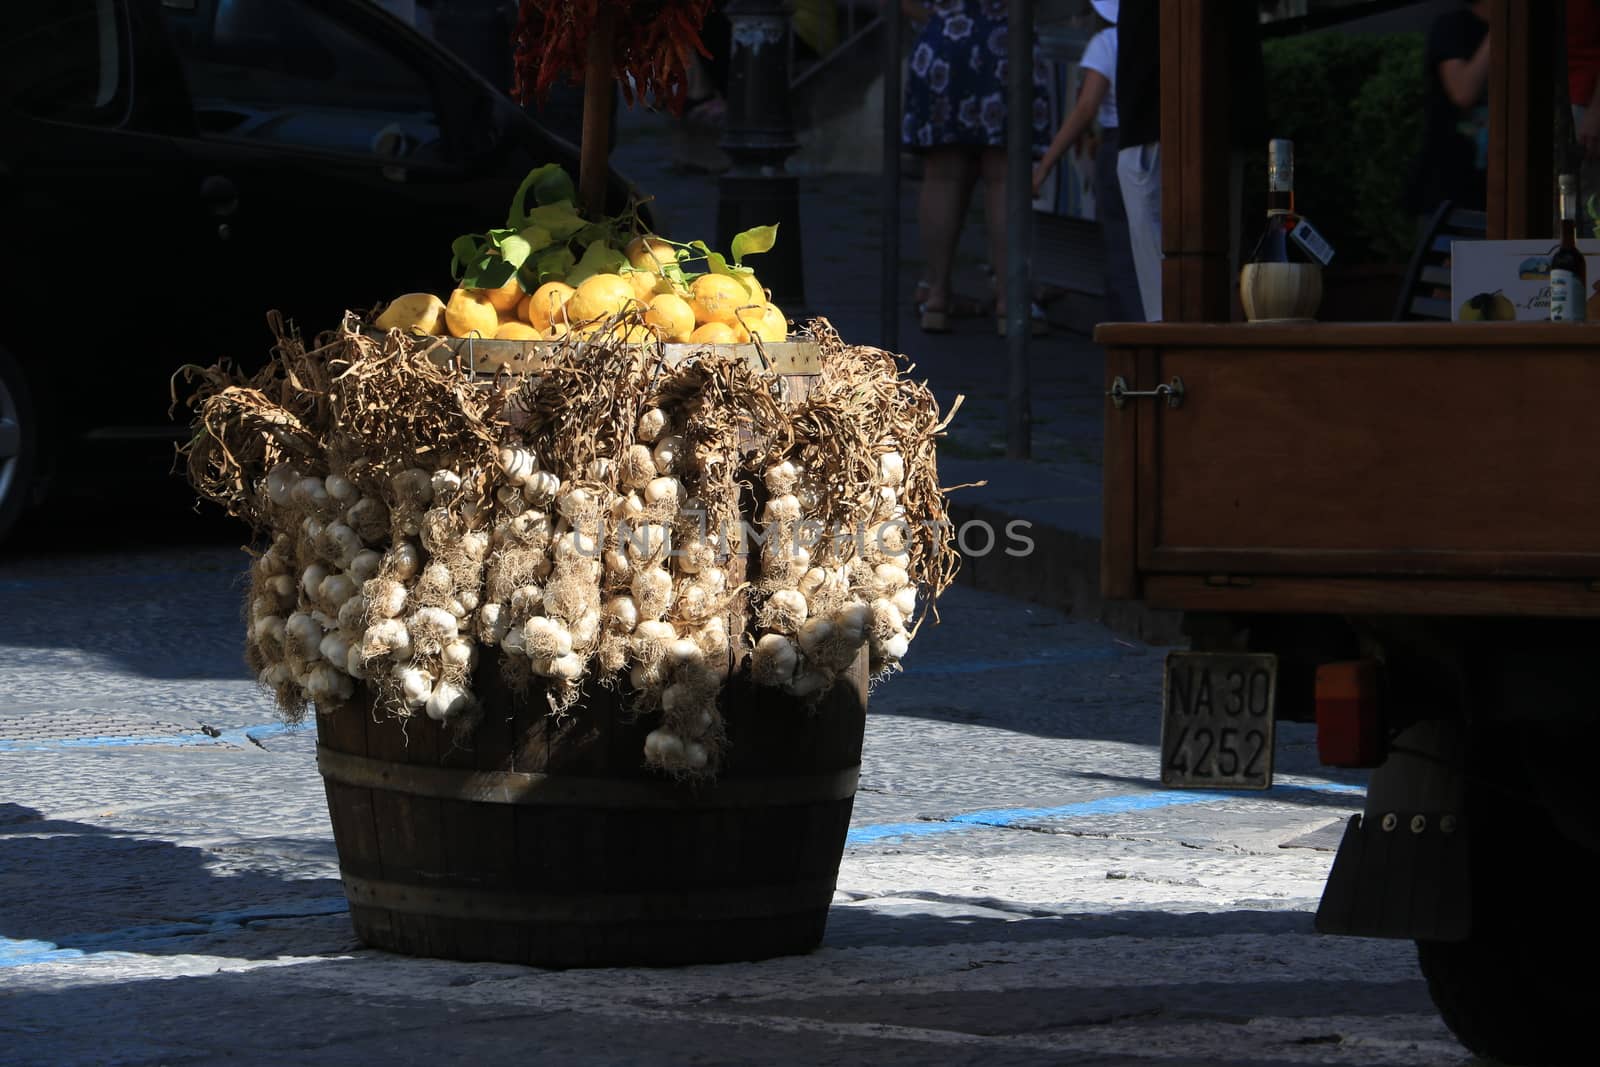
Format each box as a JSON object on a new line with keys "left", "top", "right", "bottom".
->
{"left": 979, "top": 146, "right": 1009, "bottom": 318}
{"left": 919, "top": 147, "right": 979, "bottom": 313}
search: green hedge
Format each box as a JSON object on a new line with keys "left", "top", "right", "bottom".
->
{"left": 1253, "top": 31, "right": 1426, "bottom": 265}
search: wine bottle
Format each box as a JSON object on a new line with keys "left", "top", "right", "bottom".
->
{"left": 1550, "top": 173, "right": 1587, "bottom": 322}
{"left": 1240, "top": 139, "right": 1333, "bottom": 321}
{"left": 1248, "top": 139, "right": 1313, "bottom": 265}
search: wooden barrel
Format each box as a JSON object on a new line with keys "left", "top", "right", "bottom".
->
{"left": 316, "top": 337, "right": 867, "bottom": 967}
{"left": 315, "top": 659, "right": 866, "bottom": 968}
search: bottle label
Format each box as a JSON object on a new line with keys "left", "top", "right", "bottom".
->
{"left": 1550, "top": 269, "right": 1586, "bottom": 321}
{"left": 1289, "top": 219, "right": 1335, "bottom": 266}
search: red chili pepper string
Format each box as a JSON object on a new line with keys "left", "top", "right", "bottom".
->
{"left": 513, "top": 0, "right": 713, "bottom": 116}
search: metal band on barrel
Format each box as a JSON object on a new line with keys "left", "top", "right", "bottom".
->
{"left": 316, "top": 746, "right": 859, "bottom": 809}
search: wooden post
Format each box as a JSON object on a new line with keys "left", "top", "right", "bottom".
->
{"left": 1485, "top": 0, "right": 1555, "bottom": 239}
{"left": 579, "top": 9, "right": 617, "bottom": 217}
{"left": 1159, "top": 0, "right": 1232, "bottom": 323}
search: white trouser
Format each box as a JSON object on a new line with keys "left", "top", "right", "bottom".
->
{"left": 1117, "top": 142, "right": 1163, "bottom": 322}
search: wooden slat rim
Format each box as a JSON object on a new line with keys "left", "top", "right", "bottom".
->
{"left": 341, "top": 873, "right": 838, "bottom": 924}
{"left": 317, "top": 746, "right": 860, "bottom": 809}
{"left": 364, "top": 328, "right": 823, "bottom": 376}
{"left": 1094, "top": 322, "right": 1600, "bottom": 346}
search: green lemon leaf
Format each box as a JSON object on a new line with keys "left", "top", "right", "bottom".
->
{"left": 518, "top": 225, "right": 554, "bottom": 254}
{"left": 462, "top": 254, "right": 517, "bottom": 290}
{"left": 499, "top": 234, "right": 533, "bottom": 268}
{"left": 525, "top": 245, "right": 576, "bottom": 286}
{"left": 522, "top": 201, "right": 587, "bottom": 240}
{"left": 565, "top": 241, "right": 628, "bottom": 287}
{"left": 688, "top": 239, "right": 732, "bottom": 275}
{"left": 507, "top": 164, "right": 578, "bottom": 224}
{"left": 731, "top": 224, "right": 778, "bottom": 265}
{"left": 450, "top": 234, "right": 485, "bottom": 279}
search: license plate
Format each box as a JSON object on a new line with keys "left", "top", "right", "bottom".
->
{"left": 1161, "top": 652, "right": 1277, "bottom": 789}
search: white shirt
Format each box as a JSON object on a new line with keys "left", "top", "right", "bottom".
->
{"left": 1080, "top": 27, "right": 1119, "bottom": 130}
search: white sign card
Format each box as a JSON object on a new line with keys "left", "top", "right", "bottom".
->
{"left": 1450, "top": 239, "right": 1600, "bottom": 320}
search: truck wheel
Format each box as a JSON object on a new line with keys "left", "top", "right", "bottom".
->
{"left": 0, "top": 346, "right": 39, "bottom": 548}
{"left": 1414, "top": 764, "right": 1595, "bottom": 1065}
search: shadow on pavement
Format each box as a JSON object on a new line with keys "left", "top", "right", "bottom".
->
{"left": 0, "top": 898, "right": 1447, "bottom": 1067}
{"left": 0, "top": 802, "right": 343, "bottom": 963}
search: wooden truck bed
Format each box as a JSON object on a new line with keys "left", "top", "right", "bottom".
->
{"left": 1096, "top": 322, "right": 1600, "bottom": 617}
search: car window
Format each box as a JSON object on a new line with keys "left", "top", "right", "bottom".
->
{"left": 157, "top": 0, "right": 445, "bottom": 162}
{"left": 1, "top": 0, "right": 130, "bottom": 125}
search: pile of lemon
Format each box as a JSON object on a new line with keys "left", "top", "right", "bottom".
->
{"left": 375, "top": 236, "right": 787, "bottom": 346}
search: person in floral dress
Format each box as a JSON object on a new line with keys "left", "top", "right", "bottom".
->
{"left": 901, "top": 0, "right": 1049, "bottom": 333}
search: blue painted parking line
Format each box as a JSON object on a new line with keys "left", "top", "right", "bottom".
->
{"left": 846, "top": 781, "right": 1366, "bottom": 845}
{"left": 0, "top": 899, "right": 350, "bottom": 968}
{"left": 0, "top": 722, "right": 308, "bottom": 753}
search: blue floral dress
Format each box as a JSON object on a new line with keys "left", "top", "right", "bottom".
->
{"left": 901, "top": 0, "right": 1049, "bottom": 152}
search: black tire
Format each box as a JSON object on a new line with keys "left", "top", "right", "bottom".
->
{"left": 1415, "top": 736, "right": 1597, "bottom": 1066}
{"left": 0, "top": 346, "right": 39, "bottom": 548}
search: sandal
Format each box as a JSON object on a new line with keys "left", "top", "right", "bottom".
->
{"left": 914, "top": 280, "right": 990, "bottom": 318}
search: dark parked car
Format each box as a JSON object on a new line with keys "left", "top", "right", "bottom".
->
{"left": 0, "top": 0, "right": 642, "bottom": 545}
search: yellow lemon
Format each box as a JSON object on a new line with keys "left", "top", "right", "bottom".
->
{"left": 625, "top": 235, "right": 676, "bottom": 273}
{"left": 520, "top": 280, "right": 575, "bottom": 330}
{"left": 739, "top": 271, "right": 766, "bottom": 303}
{"left": 645, "top": 292, "right": 695, "bottom": 342}
{"left": 689, "top": 273, "right": 752, "bottom": 326}
{"left": 626, "top": 269, "right": 661, "bottom": 303}
{"left": 374, "top": 293, "right": 446, "bottom": 335}
{"left": 546, "top": 321, "right": 572, "bottom": 340}
{"left": 736, "top": 302, "right": 788, "bottom": 343}
{"left": 444, "top": 288, "right": 499, "bottom": 338}
{"left": 689, "top": 321, "right": 739, "bottom": 344}
{"left": 566, "top": 273, "right": 636, "bottom": 325}
{"left": 607, "top": 323, "right": 657, "bottom": 346}
{"left": 476, "top": 272, "right": 525, "bottom": 313}
{"left": 495, "top": 320, "right": 542, "bottom": 341}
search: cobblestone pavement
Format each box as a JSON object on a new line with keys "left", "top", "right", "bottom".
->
{"left": 0, "top": 543, "right": 1473, "bottom": 1066}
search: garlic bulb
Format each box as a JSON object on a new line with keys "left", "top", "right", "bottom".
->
{"left": 632, "top": 566, "right": 674, "bottom": 617}
{"left": 621, "top": 444, "right": 657, "bottom": 489}
{"left": 426, "top": 680, "right": 471, "bottom": 721}
{"left": 284, "top": 612, "right": 324, "bottom": 661}
{"left": 384, "top": 541, "right": 422, "bottom": 581}
{"left": 752, "top": 633, "right": 799, "bottom": 687}
{"left": 636, "top": 408, "right": 669, "bottom": 443}
{"left": 300, "top": 563, "right": 330, "bottom": 603}
{"left": 652, "top": 435, "right": 685, "bottom": 475}
{"left": 394, "top": 664, "right": 435, "bottom": 709}
{"left": 522, "top": 470, "right": 560, "bottom": 506}
{"left": 345, "top": 497, "right": 390, "bottom": 545}
{"left": 882, "top": 630, "right": 910, "bottom": 662}
{"left": 604, "top": 595, "right": 640, "bottom": 632}
{"left": 892, "top": 585, "right": 917, "bottom": 620}
{"left": 876, "top": 451, "right": 905, "bottom": 487}
{"left": 391, "top": 468, "right": 434, "bottom": 507}
{"left": 364, "top": 578, "right": 408, "bottom": 619}
{"left": 522, "top": 616, "right": 573, "bottom": 660}
{"left": 305, "top": 664, "right": 355, "bottom": 704}
{"left": 290, "top": 476, "right": 330, "bottom": 513}
{"left": 348, "top": 549, "right": 382, "bottom": 583}
{"left": 786, "top": 670, "right": 830, "bottom": 698}
{"left": 318, "top": 572, "right": 358, "bottom": 610}
{"left": 265, "top": 464, "right": 299, "bottom": 507}
{"left": 319, "top": 632, "right": 352, "bottom": 669}
{"left": 337, "top": 594, "right": 369, "bottom": 633}
{"left": 497, "top": 446, "right": 538, "bottom": 486}
{"left": 325, "top": 472, "right": 357, "bottom": 503}
{"left": 763, "top": 460, "right": 798, "bottom": 495}
{"left": 431, "top": 468, "right": 463, "bottom": 501}
{"left": 441, "top": 637, "right": 476, "bottom": 672}
{"left": 762, "top": 589, "right": 808, "bottom": 633}
{"left": 362, "top": 618, "right": 413, "bottom": 662}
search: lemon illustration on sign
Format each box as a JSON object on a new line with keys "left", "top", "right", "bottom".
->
{"left": 625, "top": 236, "right": 676, "bottom": 273}
{"left": 567, "top": 273, "right": 635, "bottom": 325}
{"left": 445, "top": 288, "right": 499, "bottom": 338}
{"left": 645, "top": 292, "right": 696, "bottom": 342}
{"left": 520, "top": 280, "right": 575, "bottom": 331}
{"left": 1459, "top": 290, "right": 1515, "bottom": 321}
{"left": 375, "top": 293, "right": 446, "bottom": 335}
{"left": 690, "top": 274, "right": 750, "bottom": 326}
